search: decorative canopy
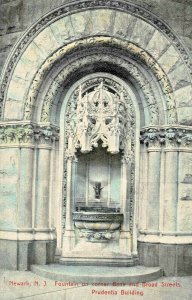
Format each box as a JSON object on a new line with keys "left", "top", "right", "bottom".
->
{"left": 66, "top": 77, "right": 133, "bottom": 155}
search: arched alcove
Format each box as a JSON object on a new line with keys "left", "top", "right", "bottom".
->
{"left": 0, "top": 1, "right": 192, "bottom": 275}
{"left": 56, "top": 72, "right": 140, "bottom": 265}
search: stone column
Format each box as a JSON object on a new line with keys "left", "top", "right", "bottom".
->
{"left": 18, "top": 147, "right": 34, "bottom": 229}
{"left": 62, "top": 155, "right": 76, "bottom": 255}
{"left": 33, "top": 126, "right": 58, "bottom": 265}
{"left": 17, "top": 146, "right": 35, "bottom": 270}
{"left": 119, "top": 157, "right": 132, "bottom": 256}
{"left": 0, "top": 123, "right": 58, "bottom": 269}
{"left": 163, "top": 149, "right": 178, "bottom": 232}
{"left": 139, "top": 128, "right": 192, "bottom": 275}
{"left": 0, "top": 145, "right": 20, "bottom": 270}
{"left": 139, "top": 143, "right": 148, "bottom": 231}
{"left": 0, "top": 124, "right": 38, "bottom": 270}
{"left": 35, "top": 148, "right": 50, "bottom": 229}
{"left": 159, "top": 149, "right": 165, "bottom": 234}
{"left": 139, "top": 130, "right": 162, "bottom": 234}
{"left": 85, "top": 160, "right": 89, "bottom": 206}
{"left": 147, "top": 146, "right": 161, "bottom": 231}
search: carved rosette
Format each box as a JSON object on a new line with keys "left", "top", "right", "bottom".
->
{"left": 0, "top": 123, "right": 59, "bottom": 146}
{"left": 140, "top": 127, "right": 192, "bottom": 149}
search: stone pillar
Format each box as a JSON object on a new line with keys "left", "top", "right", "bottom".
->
{"left": 18, "top": 147, "right": 34, "bottom": 228}
{"left": 17, "top": 146, "right": 35, "bottom": 270}
{"left": 139, "top": 143, "right": 148, "bottom": 231}
{"left": 33, "top": 125, "right": 58, "bottom": 265}
{"left": 119, "top": 157, "right": 132, "bottom": 256}
{"left": 159, "top": 149, "right": 165, "bottom": 233}
{"left": 163, "top": 150, "right": 178, "bottom": 232}
{"left": 147, "top": 147, "right": 161, "bottom": 231}
{"left": 0, "top": 123, "right": 58, "bottom": 269}
{"left": 33, "top": 140, "right": 56, "bottom": 265}
{"left": 138, "top": 128, "right": 192, "bottom": 275}
{"left": 35, "top": 148, "right": 50, "bottom": 228}
{"left": 0, "top": 146, "right": 19, "bottom": 270}
{"left": 62, "top": 156, "right": 76, "bottom": 255}
{"left": 0, "top": 124, "right": 38, "bottom": 270}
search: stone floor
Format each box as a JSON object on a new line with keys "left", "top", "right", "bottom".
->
{"left": 0, "top": 269, "right": 192, "bottom": 300}
{"left": 31, "top": 264, "right": 163, "bottom": 283}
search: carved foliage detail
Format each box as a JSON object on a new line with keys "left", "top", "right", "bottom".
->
{"left": 0, "top": 123, "right": 59, "bottom": 145}
{"left": 140, "top": 127, "right": 192, "bottom": 148}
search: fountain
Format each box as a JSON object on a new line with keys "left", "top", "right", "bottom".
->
{"left": 31, "top": 74, "right": 162, "bottom": 281}
{"left": 60, "top": 74, "right": 138, "bottom": 266}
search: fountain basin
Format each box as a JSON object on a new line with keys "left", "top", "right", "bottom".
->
{"left": 73, "top": 211, "right": 123, "bottom": 231}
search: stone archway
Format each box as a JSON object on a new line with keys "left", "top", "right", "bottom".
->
{"left": 0, "top": 0, "right": 192, "bottom": 275}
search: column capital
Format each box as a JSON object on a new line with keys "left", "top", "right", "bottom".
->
{"left": 140, "top": 126, "right": 192, "bottom": 149}
{"left": 0, "top": 122, "right": 59, "bottom": 146}
{"left": 65, "top": 150, "right": 78, "bottom": 162}
{"left": 121, "top": 152, "right": 134, "bottom": 163}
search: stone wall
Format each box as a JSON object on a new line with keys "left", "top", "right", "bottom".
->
{"left": 0, "top": 0, "right": 191, "bottom": 275}
{"left": 0, "top": 0, "right": 192, "bottom": 75}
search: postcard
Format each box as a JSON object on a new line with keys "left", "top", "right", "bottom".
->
{"left": 0, "top": 0, "right": 192, "bottom": 299}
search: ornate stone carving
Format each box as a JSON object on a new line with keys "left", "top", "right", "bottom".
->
{"left": 140, "top": 128, "right": 163, "bottom": 148}
{"left": 34, "top": 125, "right": 59, "bottom": 145}
{"left": 73, "top": 211, "right": 123, "bottom": 242}
{"left": 62, "top": 165, "right": 67, "bottom": 231}
{"left": 63, "top": 75, "right": 136, "bottom": 233}
{"left": 93, "top": 182, "right": 104, "bottom": 199}
{"left": 140, "top": 127, "right": 192, "bottom": 148}
{"left": 73, "top": 212, "right": 123, "bottom": 223}
{"left": 0, "top": 124, "right": 34, "bottom": 144}
{"left": 69, "top": 81, "right": 128, "bottom": 154}
{"left": 0, "top": 123, "right": 59, "bottom": 145}
{"left": 40, "top": 51, "right": 160, "bottom": 125}
{"left": 65, "top": 76, "right": 134, "bottom": 156}
{"left": 22, "top": 37, "right": 175, "bottom": 123}
{"left": 1, "top": 0, "right": 191, "bottom": 119}
{"left": 79, "top": 230, "right": 116, "bottom": 242}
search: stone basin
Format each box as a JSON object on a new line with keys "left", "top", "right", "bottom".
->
{"left": 73, "top": 211, "right": 123, "bottom": 230}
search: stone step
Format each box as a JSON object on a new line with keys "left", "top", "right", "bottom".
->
{"left": 31, "top": 264, "right": 163, "bottom": 284}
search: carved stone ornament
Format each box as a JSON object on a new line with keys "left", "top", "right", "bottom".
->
{"left": 0, "top": 123, "right": 59, "bottom": 145}
{"left": 65, "top": 77, "right": 135, "bottom": 156}
{"left": 73, "top": 211, "right": 123, "bottom": 242}
{"left": 79, "top": 230, "right": 116, "bottom": 243}
{"left": 73, "top": 212, "right": 124, "bottom": 223}
{"left": 62, "top": 75, "right": 136, "bottom": 232}
{"left": 23, "top": 37, "right": 176, "bottom": 123}
{"left": 140, "top": 127, "right": 192, "bottom": 148}
{"left": 1, "top": 0, "right": 191, "bottom": 120}
{"left": 40, "top": 52, "right": 161, "bottom": 125}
